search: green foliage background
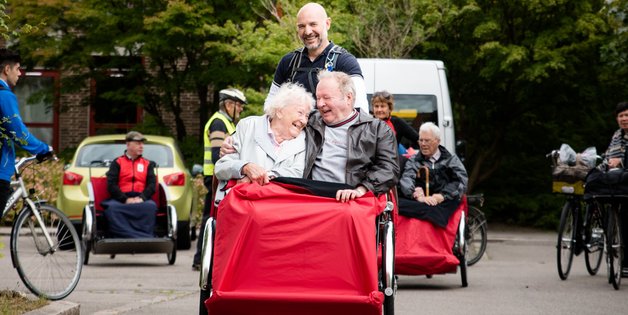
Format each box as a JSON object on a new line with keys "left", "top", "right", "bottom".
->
{"left": 3, "top": 0, "right": 628, "bottom": 229}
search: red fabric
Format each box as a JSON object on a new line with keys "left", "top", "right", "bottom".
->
{"left": 205, "top": 182, "right": 387, "bottom": 315}
{"left": 91, "top": 177, "right": 110, "bottom": 212}
{"left": 115, "top": 156, "right": 150, "bottom": 194}
{"left": 394, "top": 196, "right": 467, "bottom": 275}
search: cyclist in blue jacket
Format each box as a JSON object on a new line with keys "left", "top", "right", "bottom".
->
{"left": 0, "top": 49, "right": 51, "bottom": 210}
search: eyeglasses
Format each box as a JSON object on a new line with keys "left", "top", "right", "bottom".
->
{"left": 418, "top": 139, "right": 435, "bottom": 144}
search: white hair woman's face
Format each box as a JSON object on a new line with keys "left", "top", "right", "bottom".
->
{"left": 274, "top": 102, "right": 310, "bottom": 139}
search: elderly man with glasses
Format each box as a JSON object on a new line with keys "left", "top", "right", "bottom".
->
{"left": 397, "top": 122, "right": 468, "bottom": 228}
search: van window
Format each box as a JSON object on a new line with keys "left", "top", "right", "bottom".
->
{"left": 367, "top": 93, "right": 438, "bottom": 129}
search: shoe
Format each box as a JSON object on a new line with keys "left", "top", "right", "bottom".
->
{"left": 192, "top": 263, "right": 200, "bottom": 271}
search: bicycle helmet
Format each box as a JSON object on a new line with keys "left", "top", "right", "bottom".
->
{"left": 219, "top": 88, "right": 247, "bottom": 104}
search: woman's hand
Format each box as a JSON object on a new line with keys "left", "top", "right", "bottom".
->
{"left": 336, "top": 186, "right": 367, "bottom": 203}
{"left": 241, "top": 163, "right": 270, "bottom": 185}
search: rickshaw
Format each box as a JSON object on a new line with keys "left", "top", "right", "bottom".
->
{"left": 81, "top": 176, "right": 178, "bottom": 265}
{"left": 198, "top": 178, "right": 395, "bottom": 315}
{"left": 393, "top": 167, "right": 469, "bottom": 287}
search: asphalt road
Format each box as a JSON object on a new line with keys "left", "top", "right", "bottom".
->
{"left": 2, "top": 225, "right": 628, "bottom": 314}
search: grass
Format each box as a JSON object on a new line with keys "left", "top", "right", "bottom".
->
{"left": 0, "top": 290, "right": 49, "bottom": 314}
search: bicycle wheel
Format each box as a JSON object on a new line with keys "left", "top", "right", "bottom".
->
{"left": 607, "top": 205, "right": 622, "bottom": 290}
{"left": 584, "top": 203, "right": 604, "bottom": 275}
{"left": 10, "top": 204, "right": 83, "bottom": 300}
{"left": 466, "top": 206, "right": 487, "bottom": 266}
{"left": 556, "top": 201, "right": 576, "bottom": 280}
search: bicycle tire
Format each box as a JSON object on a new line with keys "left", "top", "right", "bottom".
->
{"left": 556, "top": 201, "right": 576, "bottom": 280}
{"left": 10, "top": 204, "right": 83, "bottom": 300}
{"left": 466, "top": 206, "right": 487, "bottom": 266}
{"left": 584, "top": 203, "right": 604, "bottom": 275}
{"left": 607, "top": 205, "right": 622, "bottom": 290}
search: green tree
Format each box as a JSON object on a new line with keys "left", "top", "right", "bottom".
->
{"left": 422, "top": 0, "right": 617, "bottom": 225}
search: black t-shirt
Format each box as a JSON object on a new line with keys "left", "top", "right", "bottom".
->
{"left": 272, "top": 43, "right": 363, "bottom": 96}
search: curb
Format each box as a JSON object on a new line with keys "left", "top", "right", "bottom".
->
{"left": 24, "top": 301, "right": 80, "bottom": 315}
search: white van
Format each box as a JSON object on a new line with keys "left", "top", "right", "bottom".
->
{"left": 357, "top": 59, "right": 455, "bottom": 153}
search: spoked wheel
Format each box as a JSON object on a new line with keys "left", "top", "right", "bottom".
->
{"left": 466, "top": 206, "right": 487, "bottom": 266}
{"left": 556, "top": 201, "right": 576, "bottom": 280}
{"left": 607, "top": 205, "right": 622, "bottom": 290}
{"left": 10, "top": 204, "right": 83, "bottom": 300}
{"left": 584, "top": 203, "right": 604, "bottom": 275}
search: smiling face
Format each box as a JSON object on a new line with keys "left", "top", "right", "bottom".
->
{"left": 316, "top": 76, "right": 353, "bottom": 125}
{"left": 372, "top": 101, "right": 391, "bottom": 120}
{"left": 274, "top": 102, "right": 310, "bottom": 140}
{"left": 618, "top": 109, "right": 628, "bottom": 132}
{"left": 296, "top": 3, "right": 331, "bottom": 56}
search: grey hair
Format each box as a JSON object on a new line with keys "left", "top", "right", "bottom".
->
{"left": 419, "top": 122, "right": 441, "bottom": 141}
{"left": 317, "top": 71, "right": 356, "bottom": 106}
{"left": 264, "top": 82, "right": 315, "bottom": 118}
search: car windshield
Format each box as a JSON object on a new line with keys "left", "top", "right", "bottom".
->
{"left": 76, "top": 143, "right": 174, "bottom": 168}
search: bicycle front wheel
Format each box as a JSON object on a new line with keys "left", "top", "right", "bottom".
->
{"left": 466, "top": 206, "right": 487, "bottom": 266}
{"left": 557, "top": 201, "right": 576, "bottom": 280}
{"left": 10, "top": 204, "right": 83, "bottom": 300}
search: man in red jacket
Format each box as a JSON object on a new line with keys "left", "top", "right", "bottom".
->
{"left": 104, "top": 131, "right": 157, "bottom": 238}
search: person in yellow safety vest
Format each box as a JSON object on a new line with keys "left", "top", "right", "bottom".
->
{"left": 193, "top": 88, "right": 246, "bottom": 270}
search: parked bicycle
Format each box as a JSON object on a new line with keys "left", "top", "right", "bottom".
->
{"left": 548, "top": 149, "right": 605, "bottom": 280}
{"left": 2, "top": 153, "right": 83, "bottom": 300}
{"left": 466, "top": 194, "right": 487, "bottom": 266}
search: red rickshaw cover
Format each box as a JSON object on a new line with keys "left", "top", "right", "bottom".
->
{"left": 205, "top": 181, "right": 387, "bottom": 315}
{"left": 394, "top": 197, "right": 466, "bottom": 275}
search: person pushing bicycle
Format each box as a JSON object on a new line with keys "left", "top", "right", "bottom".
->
{"left": 0, "top": 48, "right": 53, "bottom": 210}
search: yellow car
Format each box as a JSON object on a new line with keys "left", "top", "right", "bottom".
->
{"left": 57, "top": 134, "right": 198, "bottom": 249}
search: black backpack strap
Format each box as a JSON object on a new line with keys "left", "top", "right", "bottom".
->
{"left": 288, "top": 44, "right": 347, "bottom": 95}
{"left": 288, "top": 47, "right": 305, "bottom": 83}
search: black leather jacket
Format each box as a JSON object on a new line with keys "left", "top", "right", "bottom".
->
{"left": 399, "top": 145, "right": 468, "bottom": 200}
{"left": 304, "top": 111, "right": 399, "bottom": 196}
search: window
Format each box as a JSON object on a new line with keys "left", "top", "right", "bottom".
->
{"left": 90, "top": 56, "right": 143, "bottom": 135}
{"left": 13, "top": 71, "right": 59, "bottom": 149}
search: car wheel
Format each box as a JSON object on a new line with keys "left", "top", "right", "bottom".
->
{"left": 177, "top": 221, "right": 191, "bottom": 250}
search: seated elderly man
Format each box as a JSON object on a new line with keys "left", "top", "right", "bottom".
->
{"left": 398, "top": 122, "right": 468, "bottom": 227}
{"left": 304, "top": 71, "right": 399, "bottom": 201}
{"left": 103, "top": 131, "right": 158, "bottom": 238}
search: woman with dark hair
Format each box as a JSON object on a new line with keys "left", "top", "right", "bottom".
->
{"left": 603, "top": 101, "right": 628, "bottom": 170}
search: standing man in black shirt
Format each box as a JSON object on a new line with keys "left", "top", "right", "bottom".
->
{"left": 264, "top": 2, "right": 369, "bottom": 114}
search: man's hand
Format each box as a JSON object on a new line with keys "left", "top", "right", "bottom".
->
{"left": 336, "top": 186, "right": 367, "bottom": 203}
{"left": 412, "top": 187, "right": 425, "bottom": 200}
{"left": 125, "top": 196, "right": 143, "bottom": 204}
{"left": 241, "top": 163, "right": 270, "bottom": 185}
{"left": 416, "top": 193, "right": 445, "bottom": 206}
{"left": 220, "top": 136, "right": 235, "bottom": 157}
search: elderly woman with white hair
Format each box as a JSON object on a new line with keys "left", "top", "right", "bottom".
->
{"left": 398, "top": 122, "right": 468, "bottom": 228}
{"left": 213, "top": 82, "right": 314, "bottom": 204}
